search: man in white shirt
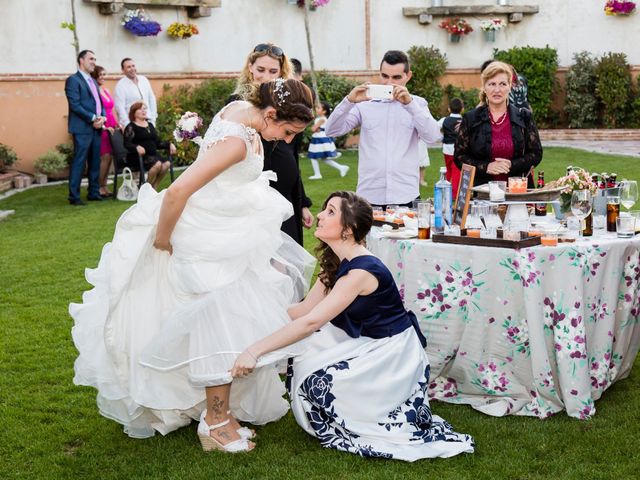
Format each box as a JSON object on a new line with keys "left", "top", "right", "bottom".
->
{"left": 114, "top": 58, "right": 157, "bottom": 128}
{"left": 325, "top": 50, "right": 441, "bottom": 208}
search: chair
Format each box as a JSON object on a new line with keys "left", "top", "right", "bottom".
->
{"left": 109, "top": 129, "right": 174, "bottom": 199}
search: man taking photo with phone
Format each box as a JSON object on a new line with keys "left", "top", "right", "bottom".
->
{"left": 325, "top": 50, "right": 441, "bottom": 209}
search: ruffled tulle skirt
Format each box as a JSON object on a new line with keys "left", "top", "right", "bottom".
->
{"left": 71, "top": 177, "right": 315, "bottom": 438}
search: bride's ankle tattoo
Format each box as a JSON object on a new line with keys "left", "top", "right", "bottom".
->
{"left": 209, "top": 396, "right": 225, "bottom": 416}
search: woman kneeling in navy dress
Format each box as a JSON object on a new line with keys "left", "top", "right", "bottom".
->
{"left": 231, "top": 191, "right": 474, "bottom": 461}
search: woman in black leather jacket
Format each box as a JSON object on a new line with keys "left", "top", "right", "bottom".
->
{"left": 454, "top": 61, "right": 542, "bottom": 187}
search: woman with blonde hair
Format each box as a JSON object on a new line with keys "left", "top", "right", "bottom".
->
{"left": 229, "top": 43, "right": 314, "bottom": 246}
{"left": 454, "top": 60, "right": 542, "bottom": 187}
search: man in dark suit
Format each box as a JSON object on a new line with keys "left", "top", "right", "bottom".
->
{"left": 64, "top": 49, "right": 106, "bottom": 205}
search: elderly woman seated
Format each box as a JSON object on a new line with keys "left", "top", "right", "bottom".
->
{"left": 123, "top": 101, "right": 176, "bottom": 189}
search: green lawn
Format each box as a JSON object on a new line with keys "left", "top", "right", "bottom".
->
{"left": 1, "top": 148, "right": 639, "bottom": 479}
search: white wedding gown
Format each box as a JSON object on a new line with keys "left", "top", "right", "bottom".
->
{"left": 70, "top": 105, "right": 316, "bottom": 438}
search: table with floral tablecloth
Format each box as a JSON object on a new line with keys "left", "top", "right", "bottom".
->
{"left": 367, "top": 229, "right": 640, "bottom": 419}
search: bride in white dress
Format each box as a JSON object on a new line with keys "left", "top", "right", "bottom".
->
{"left": 70, "top": 79, "right": 316, "bottom": 453}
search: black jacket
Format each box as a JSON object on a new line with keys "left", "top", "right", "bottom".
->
{"left": 262, "top": 135, "right": 312, "bottom": 246}
{"left": 453, "top": 104, "right": 542, "bottom": 187}
{"left": 227, "top": 94, "right": 312, "bottom": 246}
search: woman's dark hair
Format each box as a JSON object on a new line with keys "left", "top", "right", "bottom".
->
{"left": 128, "top": 101, "right": 146, "bottom": 122}
{"left": 90, "top": 65, "right": 105, "bottom": 81}
{"left": 315, "top": 191, "right": 373, "bottom": 292}
{"left": 319, "top": 100, "right": 332, "bottom": 117}
{"left": 245, "top": 79, "right": 314, "bottom": 124}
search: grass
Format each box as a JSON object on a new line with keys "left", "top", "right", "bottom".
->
{"left": 1, "top": 147, "right": 640, "bottom": 480}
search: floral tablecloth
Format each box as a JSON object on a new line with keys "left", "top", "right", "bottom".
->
{"left": 368, "top": 229, "right": 640, "bottom": 419}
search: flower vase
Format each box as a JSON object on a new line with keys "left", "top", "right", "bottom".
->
{"left": 484, "top": 30, "right": 496, "bottom": 42}
{"left": 449, "top": 34, "right": 462, "bottom": 43}
{"left": 553, "top": 193, "right": 573, "bottom": 220}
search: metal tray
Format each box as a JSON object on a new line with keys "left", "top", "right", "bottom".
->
{"left": 432, "top": 229, "right": 542, "bottom": 249}
{"left": 473, "top": 185, "right": 565, "bottom": 202}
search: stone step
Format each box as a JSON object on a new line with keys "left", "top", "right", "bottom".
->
{"left": 539, "top": 129, "right": 640, "bottom": 141}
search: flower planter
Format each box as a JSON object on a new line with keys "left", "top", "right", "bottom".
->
{"left": 497, "top": 0, "right": 510, "bottom": 5}
{"left": 13, "top": 175, "right": 32, "bottom": 189}
{"left": 484, "top": 30, "right": 496, "bottom": 42}
{"left": 449, "top": 34, "right": 462, "bottom": 43}
{"left": 34, "top": 173, "right": 48, "bottom": 184}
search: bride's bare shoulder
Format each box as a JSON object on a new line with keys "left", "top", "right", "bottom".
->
{"left": 219, "top": 101, "right": 251, "bottom": 126}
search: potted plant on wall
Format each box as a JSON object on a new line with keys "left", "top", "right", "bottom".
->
{"left": 604, "top": 1, "right": 636, "bottom": 15}
{"left": 480, "top": 18, "right": 506, "bottom": 42}
{"left": 121, "top": 9, "right": 162, "bottom": 37}
{"left": 439, "top": 17, "right": 473, "bottom": 43}
{"left": 167, "top": 22, "right": 199, "bottom": 39}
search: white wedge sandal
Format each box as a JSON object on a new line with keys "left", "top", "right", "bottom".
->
{"left": 199, "top": 410, "right": 256, "bottom": 440}
{"left": 197, "top": 416, "right": 253, "bottom": 453}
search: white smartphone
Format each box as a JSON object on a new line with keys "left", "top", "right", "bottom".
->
{"left": 366, "top": 84, "right": 393, "bottom": 100}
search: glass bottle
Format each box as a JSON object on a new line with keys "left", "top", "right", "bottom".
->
{"left": 583, "top": 212, "right": 593, "bottom": 237}
{"left": 535, "top": 171, "right": 547, "bottom": 216}
{"left": 433, "top": 167, "right": 452, "bottom": 234}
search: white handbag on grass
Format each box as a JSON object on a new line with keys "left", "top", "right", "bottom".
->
{"left": 116, "top": 167, "right": 139, "bottom": 201}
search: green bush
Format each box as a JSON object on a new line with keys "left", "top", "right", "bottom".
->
{"left": 55, "top": 143, "right": 74, "bottom": 166}
{"left": 443, "top": 84, "right": 480, "bottom": 116}
{"left": 595, "top": 52, "right": 633, "bottom": 128}
{"left": 565, "top": 51, "right": 598, "bottom": 129}
{"left": 304, "top": 70, "right": 358, "bottom": 109}
{"left": 494, "top": 45, "right": 559, "bottom": 125}
{"left": 35, "top": 150, "right": 68, "bottom": 175}
{"left": 407, "top": 45, "right": 448, "bottom": 116}
{"left": 156, "top": 78, "right": 236, "bottom": 165}
{"left": 629, "top": 87, "right": 640, "bottom": 128}
{"left": 302, "top": 71, "right": 359, "bottom": 149}
{"left": 0, "top": 143, "right": 18, "bottom": 171}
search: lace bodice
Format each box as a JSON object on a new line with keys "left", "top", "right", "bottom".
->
{"left": 196, "top": 104, "right": 264, "bottom": 186}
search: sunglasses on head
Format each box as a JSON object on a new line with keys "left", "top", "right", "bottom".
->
{"left": 253, "top": 44, "right": 284, "bottom": 58}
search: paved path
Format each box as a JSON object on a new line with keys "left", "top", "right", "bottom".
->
{"left": 427, "top": 140, "right": 640, "bottom": 157}
{"left": 541, "top": 140, "right": 640, "bottom": 158}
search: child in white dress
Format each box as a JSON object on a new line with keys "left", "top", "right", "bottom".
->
{"left": 307, "top": 101, "right": 349, "bottom": 180}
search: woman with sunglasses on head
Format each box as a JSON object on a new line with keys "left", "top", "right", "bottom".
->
{"left": 231, "top": 191, "right": 474, "bottom": 461}
{"left": 71, "top": 79, "right": 316, "bottom": 453}
{"left": 228, "top": 43, "right": 314, "bottom": 246}
{"left": 454, "top": 61, "right": 542, "bottom": 187}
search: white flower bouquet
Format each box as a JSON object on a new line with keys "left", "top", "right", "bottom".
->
{"left": 173, "top": 112, "right": 203, "bottom": 144}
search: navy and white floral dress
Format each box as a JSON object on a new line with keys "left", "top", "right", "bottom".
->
{"left": 289, "top": 255, "right": 474, "bottom": 461}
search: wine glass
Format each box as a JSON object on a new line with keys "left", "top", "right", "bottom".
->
{"left": 571, "top": 190, "right": 592, "bottom": 237}
{"left": 620, "top": 180, "right": 638, "bottom": 211}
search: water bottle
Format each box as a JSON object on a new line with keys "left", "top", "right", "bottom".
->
{"left": 433, "top": 166, "right": 452, "bottom": 233}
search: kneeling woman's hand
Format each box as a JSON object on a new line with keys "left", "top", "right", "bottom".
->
{"left": 231, "top": 350, "right": 257, "bottom": 378}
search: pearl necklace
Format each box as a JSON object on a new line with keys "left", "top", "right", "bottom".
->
{"left": 490, "top": 110, "right": 508, "bottom": 126}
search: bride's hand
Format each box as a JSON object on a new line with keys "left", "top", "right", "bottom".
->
{"left": 230, "top": 350, "right": 257, "bottom": 378}
{"left": 153, "top": 239, "right": 173, "bottom": 254}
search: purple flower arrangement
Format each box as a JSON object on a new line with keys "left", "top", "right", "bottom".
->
{"left": 604, "top": 1, "right": 636, "bottom": 15}
{"left": 122, "top": 9, "right": 162, "bottom": 37}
